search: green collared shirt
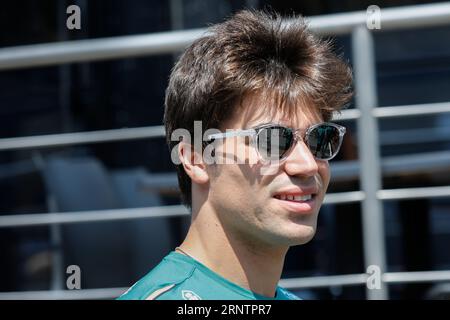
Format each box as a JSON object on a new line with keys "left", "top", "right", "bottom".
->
{"left": 117, "top": 251, "right": 300, "bottom": 300}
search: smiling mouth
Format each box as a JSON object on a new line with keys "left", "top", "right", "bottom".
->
{"left": 273, "top": 194, "right": 315, "bottom": 202}
{"left": 272, "top": 193, "right": 317, "bottom": 214}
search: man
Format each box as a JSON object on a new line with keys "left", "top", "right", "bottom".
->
{"left": 118, "top": 9, "right": 352, "bottom": 300}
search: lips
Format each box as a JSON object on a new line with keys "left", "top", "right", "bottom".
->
{"left": 272, "top": 187, "right": 318, "bottom": 214}
{"left": 274, "top": 194, "right": 313, "bottom": 202}
{"left": 272, "top": 187, "right": 318, "bottom": 199}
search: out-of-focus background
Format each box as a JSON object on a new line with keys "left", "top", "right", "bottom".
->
{"left": 0, "top": 0, "right": 449, "bottom": 300}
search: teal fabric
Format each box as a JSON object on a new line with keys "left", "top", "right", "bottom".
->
{"left": 117, "top": 251, "right": 300, "bottom": 300}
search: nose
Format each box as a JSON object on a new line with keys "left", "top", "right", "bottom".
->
{"left": 283, "top": 140, "right": 320, "bottom": 178}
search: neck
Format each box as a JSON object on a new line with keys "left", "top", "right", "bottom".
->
{"left": 178, "top": 201, "right": 288, "bottom": 298}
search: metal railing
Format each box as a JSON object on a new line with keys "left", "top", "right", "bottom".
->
{"left": 1, "top": 2, "right": 450, "bottom": 300}
{"left": 2, "top": 3, "right": 450, "bottom": 70}
{"left": 1, "top": 187, "right": 450, "bottom": 229}
{"left": 1, "top": 103, "right": 450, "bottom": 151}
{"left": 2, "top": 270, "right": 450, "bottom": 300}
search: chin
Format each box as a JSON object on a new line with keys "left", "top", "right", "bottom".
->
{"left": 266, "top": 225, "right": 317, "bottom": 247}
{"left": 287, "top": 225, "right": 317, "bottom": 245}
{"left": 293, "top": 234, "right": 315, "bottom": 246}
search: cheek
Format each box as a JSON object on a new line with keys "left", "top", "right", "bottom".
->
{"left": 209, "top": 164, "right": 257, "bottom": 205}
{"left": 318, "top": 162, "right": 331, "bottom": 191}
{"left": 208, "top": 165, "right": 267, "bottom": 229}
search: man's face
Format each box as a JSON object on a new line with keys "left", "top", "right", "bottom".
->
{"left": 206, "top": 96, "right": 331, "bottom": 248}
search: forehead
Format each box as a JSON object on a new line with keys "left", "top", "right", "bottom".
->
{"left": 225, "top": 91, "right": 324, "bottom": 130}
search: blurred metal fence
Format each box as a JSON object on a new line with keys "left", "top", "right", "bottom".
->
{"left": 1, "top": 2, "right": 450, "bottom": 300}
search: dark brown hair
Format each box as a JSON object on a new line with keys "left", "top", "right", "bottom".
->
{"left": 164, "top": 9, "right": 353, "bottom": 207}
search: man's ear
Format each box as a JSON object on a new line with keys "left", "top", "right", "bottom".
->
{"left": 178, "top": 140, "right": 209, "bottom": 184}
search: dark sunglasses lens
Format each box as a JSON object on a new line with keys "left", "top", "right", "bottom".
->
{"left": 257, "top": 126, "right": 294, "bottom": 161}
{"left": 307, "top": 125, "right": 341, "bottom": 159}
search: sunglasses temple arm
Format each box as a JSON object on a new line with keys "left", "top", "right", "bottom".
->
{"left": 207, "top": 129, "right": 256, "bottom": 141}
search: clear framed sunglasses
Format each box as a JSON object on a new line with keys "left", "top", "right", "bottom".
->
{"left": 207, "top": 122, "right": 346, "bottom": 163}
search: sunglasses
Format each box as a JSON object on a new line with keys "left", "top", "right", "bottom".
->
{"left": 207, "top": 122, "right": 346, "bottom": 163}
